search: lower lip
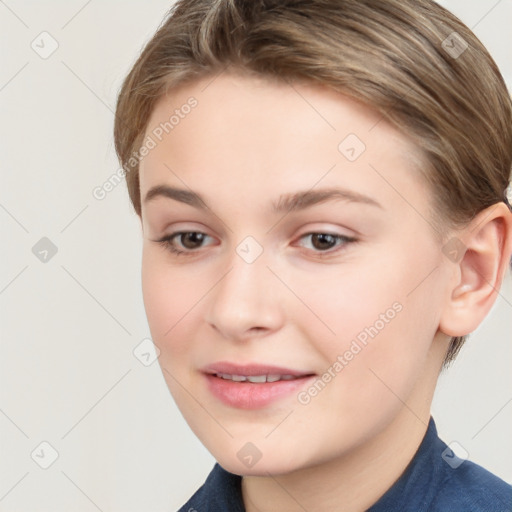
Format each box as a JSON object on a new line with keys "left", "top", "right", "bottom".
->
{"left": 203, "top": 373, "right": 316, "bottom": 409}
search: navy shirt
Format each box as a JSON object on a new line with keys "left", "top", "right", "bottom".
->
{"left": 177, "top": 417, "right": 512, "bottom": 511}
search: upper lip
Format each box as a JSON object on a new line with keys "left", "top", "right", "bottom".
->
{"left": 202, "top": 361, "right": 315, "bottom": 377}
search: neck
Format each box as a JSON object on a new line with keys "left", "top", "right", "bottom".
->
{"left": 242, "top": 407, "right": 430, "bottom": 512}
{"left": 241, "top": 335, "right": 448, "bottom": 512}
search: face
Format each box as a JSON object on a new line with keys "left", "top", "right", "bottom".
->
{"left": 139, "top": 72, "right": 451, "bottom": 476}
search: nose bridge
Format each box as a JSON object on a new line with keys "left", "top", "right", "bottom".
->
{"left": 204, "top": 238, "right": 283, "bottom": 338}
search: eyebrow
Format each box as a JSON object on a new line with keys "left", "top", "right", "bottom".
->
{"left": 143, "top": 184, "right": 383, "bottom": 213}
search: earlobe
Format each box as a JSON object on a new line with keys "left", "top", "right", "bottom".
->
{"left": 439, "top": 202, "right": 512, "bottom": 338}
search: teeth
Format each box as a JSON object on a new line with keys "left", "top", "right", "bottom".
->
{"left": 247, "top": 375, "right": 267, "bottom": 383}
{"left": 218, "top": 373, "right": 245, "bottom": 381}
{"left": 215, "top": 373, "right": 299, "bottom": 383}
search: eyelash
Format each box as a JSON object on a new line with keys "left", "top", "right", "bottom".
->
{"left": 153, "top": 231, "right": 357, "bottom": 258}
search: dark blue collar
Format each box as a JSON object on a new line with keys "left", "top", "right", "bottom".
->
{"left": 367, "top": 416, "right": 447, "bottom": 510}
{"left": 178, "top": 416, "right": 512, "bottom": 511}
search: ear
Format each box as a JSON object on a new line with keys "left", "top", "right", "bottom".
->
{"left": 439, "top": 202, "right": 512, "bottom": 337}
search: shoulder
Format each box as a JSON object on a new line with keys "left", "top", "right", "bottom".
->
{"left": 369, "top": 417, "right": 512, "bottom": 512}
{"left": 432, "top": 456, "right": 512, "bottom": 511}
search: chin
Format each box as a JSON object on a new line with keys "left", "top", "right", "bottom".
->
{"left": 213, "top": 448, "right": 311, "bottom": 477}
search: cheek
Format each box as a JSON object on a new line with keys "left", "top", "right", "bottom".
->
{"left": 296, "top": 258, "right": 402, "bottom": 358}
{"left": 141, "top": 248, "right": 203, "bottom": 358}
{"left": 306, "top": 244, "right": 443, "bottom": 389}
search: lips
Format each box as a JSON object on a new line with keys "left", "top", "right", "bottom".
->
{"left": 201, "top": 361, "right": 316, "bottom": 409}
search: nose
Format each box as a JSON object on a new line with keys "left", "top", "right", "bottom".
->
{"left": 204, "top": 246, "right": 285, "bottom": 342}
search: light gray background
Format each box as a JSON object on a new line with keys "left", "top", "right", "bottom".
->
{"left": 0, "top": 1, "right": 511, "bottom": 510}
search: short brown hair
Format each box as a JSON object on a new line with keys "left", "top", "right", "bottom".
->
{"left": 114, "top": 0, "right": 512, "bottom": 365}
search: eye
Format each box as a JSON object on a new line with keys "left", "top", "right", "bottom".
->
{"left": 153, "top": 231, "right": 213, "bottom": 256}
{"left": 152, "top": 231, "right": 357, "bottom": 258}
{"left": 296, "top": 232, "right": 356, "bottom": 256}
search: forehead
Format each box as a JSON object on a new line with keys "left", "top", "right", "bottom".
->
{"left": 139, "top": 72, "right": 427, "bottom": 213}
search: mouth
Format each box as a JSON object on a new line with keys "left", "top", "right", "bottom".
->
{"left": 209, "top": 372, "right": 309, "bottom": 383}
{"left": 201, "top": 362, "right": 316, "bottom": 409}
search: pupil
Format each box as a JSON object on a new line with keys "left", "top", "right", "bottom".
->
{"left": 182, "top": 232, "right": 204, "bottom": 249}
{"left": 313, "top": 233, "right": 335, "bottom": 250}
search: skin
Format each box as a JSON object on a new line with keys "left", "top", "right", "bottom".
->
{"left": 137, "top": 71, "right": 512, "bottom": 512}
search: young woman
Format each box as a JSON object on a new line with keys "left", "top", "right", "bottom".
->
{"left": 114, "top": 1, "right": 512, "bottom": 510}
